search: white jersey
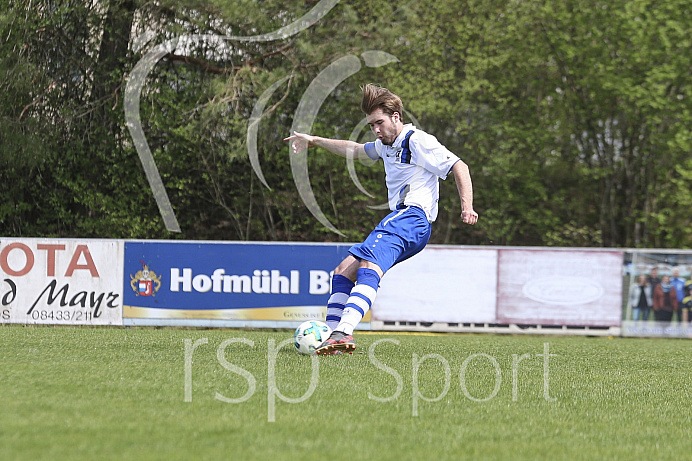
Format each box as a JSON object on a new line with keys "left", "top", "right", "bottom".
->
{"left": 363, "top": 124, "right": 460, "bottom": 222}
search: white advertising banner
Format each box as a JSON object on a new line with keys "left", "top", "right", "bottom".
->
{"left": 496, "top": 249, "right": 622, "bottom": 327}
{"left": 372, "top": 246, "right": 498, "bottom": 323}
{"left": 0, "top": 239, "right": 123, "bottom": 325}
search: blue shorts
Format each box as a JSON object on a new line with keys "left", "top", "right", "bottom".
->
{"left": 349, "top": 206, "right": 432, "bottom": 274}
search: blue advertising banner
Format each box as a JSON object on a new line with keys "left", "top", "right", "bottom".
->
{"left": 123, "top": 241, "right": 355, "bottom": 325}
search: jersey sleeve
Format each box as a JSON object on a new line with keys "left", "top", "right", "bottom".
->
{"left": 408, "top": 131, "right": 460, "bottom": 179}
{"left": 363, "top": 141, "right": 380, "bottom": 161}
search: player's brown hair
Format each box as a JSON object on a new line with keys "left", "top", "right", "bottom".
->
{"left": 360, "top": 83, "right": 403, "bottom": 117}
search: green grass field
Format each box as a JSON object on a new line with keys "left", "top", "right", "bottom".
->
{"left": 1, "top": 325, "right": 691, "bottom": 460}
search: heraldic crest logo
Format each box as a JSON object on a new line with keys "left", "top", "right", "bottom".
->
{"left": 130, "top": 261, "right": 162, "bottom": 297}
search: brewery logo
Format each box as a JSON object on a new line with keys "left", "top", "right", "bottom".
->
{"left": 130, "top": 261, "right": 162, "bottom": 297}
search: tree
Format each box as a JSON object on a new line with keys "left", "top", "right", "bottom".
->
{"left": 1, "top": 0, "right": 690, "bottom": 248}
{"left": 382, "top": 0, "right": 691, "bottom": 247}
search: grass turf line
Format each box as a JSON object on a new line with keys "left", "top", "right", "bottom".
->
{"left": 1, "top": 325, "right": 690, "bottom": 460}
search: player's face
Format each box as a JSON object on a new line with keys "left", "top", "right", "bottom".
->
{"left": 367, "top": 109, "right": 401, "bottom": 146}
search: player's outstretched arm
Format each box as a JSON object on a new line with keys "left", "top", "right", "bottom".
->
{"left": 451, "top": 160, "right": 478, "bottom": 225}
{"left": 284, "top": 131, "right": 367, "bottom": 160}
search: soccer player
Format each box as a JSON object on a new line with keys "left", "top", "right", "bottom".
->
{"left": 284, "top": 84, "right": 478, "bottom": 354}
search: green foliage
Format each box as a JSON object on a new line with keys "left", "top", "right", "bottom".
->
{"left": 0, "top": 0, "right": 690, "bottom": 247}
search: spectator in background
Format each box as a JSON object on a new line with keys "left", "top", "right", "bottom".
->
{"left": 653, "top": 275, "right": 678, "bottom": 323}
{"left": 628, "top": 274, "right": 652, "bottom": 321}
{"left": 670, "top": 268, "right": 686, "bottom": 322}
{"left": 681, "top": 280, "right": 692, "bottom": 324}
{"left": 648, "top": 267, "right": 661, "bottom": 293}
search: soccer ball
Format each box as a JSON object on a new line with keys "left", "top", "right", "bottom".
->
{"left": 294, "top": 320, "right": 332, "bottom": 355}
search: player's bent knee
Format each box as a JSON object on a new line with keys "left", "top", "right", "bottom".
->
{"left": 334, "top": 256, "right": 360, "bottom": 281}
{"left": 360, "top": 260, "right": 384, "bottom": 279}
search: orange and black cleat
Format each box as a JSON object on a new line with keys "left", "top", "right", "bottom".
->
{"left": 314, "top": 331, "right": 356, "bottom": 355}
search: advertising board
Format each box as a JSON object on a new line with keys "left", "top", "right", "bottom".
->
{"left": 621, "top": 250, "right": 692, "bottom": 338}
{"left": 496, "top": 248, "right": 623, "bottom": 327}
{"left": 122, "top": 241, "right": 361, "bottom": 327}
{"left": 0, "top": 239, "right": 123, "bottom": 325}
{"left": 373, "top": 246, "right": 498, "bottom": 324}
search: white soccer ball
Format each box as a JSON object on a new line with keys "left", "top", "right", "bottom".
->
{"left": 294, "top": 320, "right": 332, "bottom": 355}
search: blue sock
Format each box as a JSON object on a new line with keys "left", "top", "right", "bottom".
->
{"left": 336, "top": 268, "right": 380, "bottom": 335}
{"left": 325, "top": 274, "right": 355, "bottom": 330}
